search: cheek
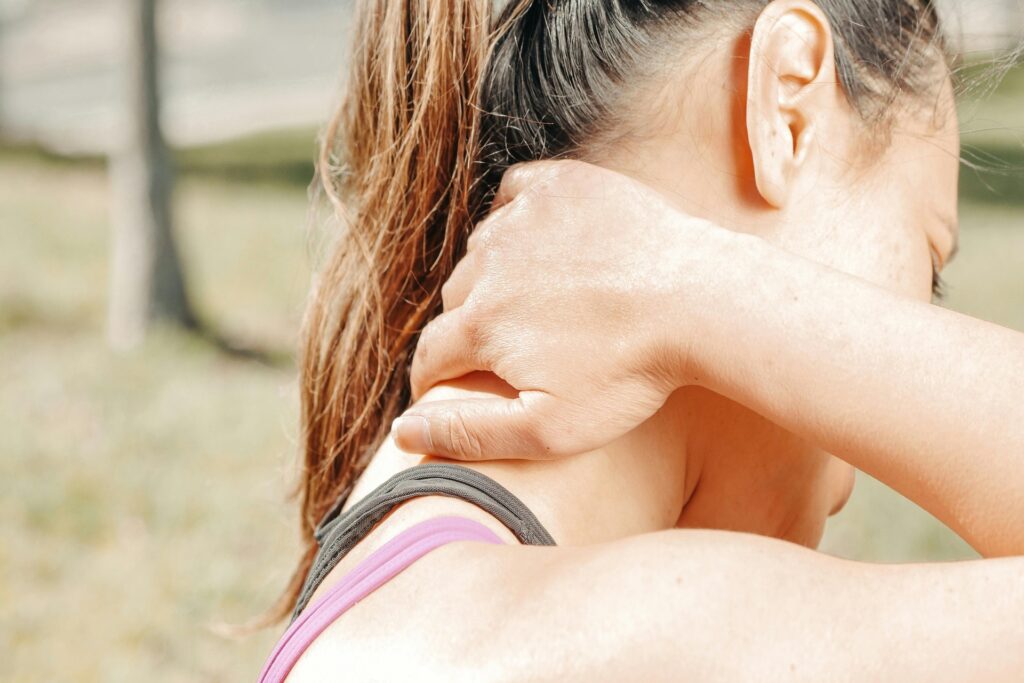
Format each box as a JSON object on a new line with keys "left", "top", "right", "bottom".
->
{"left": 855, "top": 219, "right": 934, "bottom": 300}
{"left": 827, "top": 181, "right": 936, "bottom": 299}
{"left": 865, "top": 124, "right": 959, "bottom": 300}
{"left": 770, "top": 202, "right": 933, "bottom": 300}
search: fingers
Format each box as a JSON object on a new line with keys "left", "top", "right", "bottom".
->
{"left": 391, "top": 393, "right": 558, "bottom": 461}
{"left": 490, "top": 163, "right": 530, "bottom": 211}
{"left": 440, "top": 248, "right": 480, "bottom": 310}
{"left": 468, "top": 159, "right": 578, "bottom": 254}
{"left": 466, "top": 195, "right": 513, "bottom": 254}
{"left": 465, "top": 208, "right": 496, "bottom": 254}
{"left": 492, "top": 159, "right": 567, "bottom": 209}
{"left": 410, "top": 308, "right": 485, "bottom": 400}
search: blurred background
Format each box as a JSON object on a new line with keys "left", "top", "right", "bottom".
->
{"left": 0, "top": 0, "right": 1021, "bottom": 680}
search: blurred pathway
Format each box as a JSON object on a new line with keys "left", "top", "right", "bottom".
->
{"left": 0, "top": 0, "right": 352, "bottom": 154}
{"left": 0, "top": 0, "right": 1021, "bottom": 155}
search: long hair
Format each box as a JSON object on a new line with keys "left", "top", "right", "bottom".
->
{"left": 263, "top": 0, "right": 494, "bottom": 623}
{"left": 269, "top": 0, "right": 947, "bottom": 623}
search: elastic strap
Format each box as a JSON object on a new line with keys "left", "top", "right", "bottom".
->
{"left": 292, "top": 464, "right": 555, "bottom": 621}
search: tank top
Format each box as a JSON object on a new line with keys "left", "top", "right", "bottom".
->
{"left": 258, "top": 464, "right": 556, "bottom": 682}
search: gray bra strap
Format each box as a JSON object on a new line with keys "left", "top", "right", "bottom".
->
{"left": 291, "top": 464, "right": 556, "bottom": 621}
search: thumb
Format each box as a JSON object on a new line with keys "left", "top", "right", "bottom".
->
{"left": 391, "top": 394, "right": 558, "bottom": 461}
{"left": 492, "top": 159, "right": 574, "bottom": 209}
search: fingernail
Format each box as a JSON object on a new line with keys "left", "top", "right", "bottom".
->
{"left": 391, "top": 415, "right": 432, "bottom": 453}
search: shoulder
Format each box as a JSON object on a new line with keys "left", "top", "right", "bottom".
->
{"left": 286, "top": 531, "right": 1023, "bottom": 681}
{"left": 286, "top": 529, "right": 853, "bottom": 682}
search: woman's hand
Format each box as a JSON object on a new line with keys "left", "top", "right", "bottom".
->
{"left": 392, "top": 160, "right": 735, "bottom": 460}
{"left": 391, "top": 159, "right": 1024, "bottom": 555}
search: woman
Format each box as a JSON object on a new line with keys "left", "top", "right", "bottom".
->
{"left": 261, "top": 0, "right": 1024, "bottom": 680}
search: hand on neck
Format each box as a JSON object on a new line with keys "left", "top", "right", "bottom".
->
{"left": 353, "top": 374, "right": 840, "bottom": 549}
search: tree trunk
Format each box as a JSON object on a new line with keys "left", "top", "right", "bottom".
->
{"left": 108, "top": 0, "right": 195, "bottom": 349}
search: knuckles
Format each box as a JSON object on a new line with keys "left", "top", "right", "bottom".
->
{"left": 443, "top": 411, "right": 485, "bottom": 460}
{"left": 440, "top": 279, "right": 457, "bottom": 310}
{"left": 484, "top": 159, "right": 609, "bottom": 248}
{"left": 456, "top": 299, "right": 490, "bottom": 352}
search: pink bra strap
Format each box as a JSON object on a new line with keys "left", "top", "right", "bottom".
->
{"left": 258, "top": 516, "right": 503, "bottom": 682}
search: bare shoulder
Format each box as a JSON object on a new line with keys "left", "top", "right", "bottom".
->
{"left": 283, "top": 540, "right": 544, "bottom": 683}
{"left": 284, "top": 530, "right": 836, "bottom": 682}
{"left": 285, "top": 529, "right": 1023, "bottom": 682}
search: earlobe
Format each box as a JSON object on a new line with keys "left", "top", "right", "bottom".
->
{"left": 746, "top": 0, "right": 835, "bottom": 209}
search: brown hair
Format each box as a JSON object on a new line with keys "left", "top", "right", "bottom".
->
{"left": 270, "top": 0, "right": 948, "bottom": 623}
{"left": 263, "top": 0, "right": 493, "bottom": 623}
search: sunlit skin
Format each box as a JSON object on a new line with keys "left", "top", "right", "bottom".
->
{"left": 589, "top": 9, "right": 960, "bottom": 546}
{"left": 287, "top": 2, "right": 1024, "bottom": 680}
{"left": 394, "top": 1, "right": 961, "bottom": 548}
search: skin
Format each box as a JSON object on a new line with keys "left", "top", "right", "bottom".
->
{"left": 285, "top": 1, "right": 1024, "bottom": 679}
{"left": 398, "top": 6, "right": 1024, "bottom": 557}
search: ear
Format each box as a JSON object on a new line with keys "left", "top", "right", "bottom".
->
{"left": 746, "top": 0, "right": 837, "bottom": 208}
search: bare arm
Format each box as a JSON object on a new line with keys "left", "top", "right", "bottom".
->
{"left": 398, "top": 161, "right": 1024, "bottom": 557}
{"left": 686, "top": 234, "right": 1024, "bottom": 557}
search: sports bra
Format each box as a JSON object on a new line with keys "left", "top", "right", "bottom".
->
{"left": 258, "top": 464, "right": 556, "bottom": 682}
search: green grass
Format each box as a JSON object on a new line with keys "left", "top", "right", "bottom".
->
{"left": 2, "top": 78, "right": 1024, "bottom": 679}
{"left": 176, "top": 128, "right": 318, "bottom": 188}
{"left": 0, "top": 157, "right": 307, "bottom": 681}
{"left": 954, "top": 56, "right": 1024, "bottom": 206}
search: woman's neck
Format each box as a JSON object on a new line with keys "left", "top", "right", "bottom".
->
{"left": 347, "top": 373, "right": 837, "bottom": 548}
{"left": 346, "top": 373, "right": 693, "bottom": 546}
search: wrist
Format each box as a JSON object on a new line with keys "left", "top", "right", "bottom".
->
{"left": 658, "top": 222, "right": 769, "bottom": 393}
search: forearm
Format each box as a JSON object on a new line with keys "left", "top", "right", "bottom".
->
{"left": 685, "top": 232, "right": 1024, "bottom": 556}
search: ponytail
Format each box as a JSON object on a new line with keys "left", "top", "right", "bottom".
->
{"left": 268, "top": 0, "right": 492, "bottom": 623}
{"left": 267, "top": 0, "right": 950, "bottom": 625}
